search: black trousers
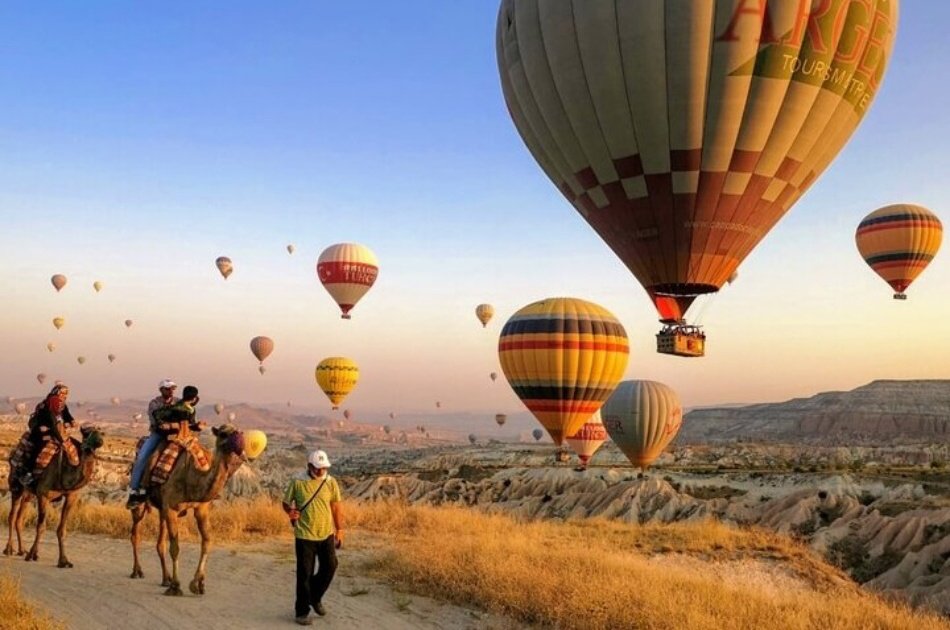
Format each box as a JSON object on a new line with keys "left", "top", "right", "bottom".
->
{"left": 295, "top": 536, "right": 338, "bottom": 617}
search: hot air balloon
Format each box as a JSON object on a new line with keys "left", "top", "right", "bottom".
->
{"left": 6, "top": 396, "right": 14, "bottom": 404}
{"left": 214, "top": 403, "right": 224, "bottom": 416}
{"left": 244, "top": 430, "right": 268, "bottom": 459}
{"left": 93, "top": 281, "right": 103, "bottom": 293}
{"left": 108, "top": 354, "right": 116, "bottom": 364}
{"left": 36, "top": 373, "right": 46, "bottom": 385}
{"left": 565, "top": 411, "right": 607, "bottom": 470}
{"left": 15, "top": 402, "right": 27, "bottom": 415}
{"left": 51, "top": 274, "right": 67, "bottom": 292}
{"left": 316, "top": 243, "right": 379, "bottom": 319}
{"left": 475, "top": 304, "right": 494, "bottom": 328}
{"left": 337, "top": 420, "right": 345, "bottom": 429}
{"left": 125, "top": 319, "right": 133, "bottom": 328}
{"left": 287, "top": 401, "right": 292, "bottom": 408}
{"left": 315, "top": 357, "right": 359, "bottom": 410}
{"left": 258, "top": 366, "right": 266, "bottom": 375}
{"left": 602, "top": 380, "right": 683, "bottom": 470}
{"left": 249, "top": 336, "right": 274, "bottom": 371}
{"left": 287, "top": 244, "right": 295, "bottom": 255}
{"left": 383, "top": 425, "right": 392, "bottom": 435}
{"left": 495, "top": 413, "right": 507, "bottom": 427}
{"left": 343, "top": 409, "right": 352, "bottom": 420}
{"left": 111, "top": 397, "right": 120, "bottom": 406}
{"left": 435, "top": 401, "right": 441, "bottom": 409}
{"left": 498, "top": 297, "right": 628, "bottom": 445}
{"left": 76, "top": 356, "right": 86, "bottom": 365}
{"left": 389, "top": 412, "right": 395, "bottom": 420}
{"left": 228, "top": 412, "right": 237, "bottom": 422}
{"left": 53, "top": 317, "right": 65, "bottom": 330}
{"left": 468, "top": 434, "right": 477, "bottom": 445}
{"left": 132, "top": 413, "right": 143, "bottom": 425}
{"left": 497, "top": 0, "right": 899, "bottom": 354}
{"left": 532, "top": 428, "right": 543, "bottom": 442}
{"left": 47, "top": 342, "right": 55, "bottom": 353}
{"left": 490, "top": 372, "right": 498, "bottom": 382}
{"left": 856, "top": 204, "right": 942, "bottom": 300}
{"left": 215, "top": 256, "right": 233, "bottom": 280}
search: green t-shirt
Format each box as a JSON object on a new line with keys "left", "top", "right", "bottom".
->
{"left": 283, "top": 473, "right": 342, "bottom": 541}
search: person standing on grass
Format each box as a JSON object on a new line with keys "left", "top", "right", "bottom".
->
{"left": 282, "top": 449, "right": 344, "bottom": 626}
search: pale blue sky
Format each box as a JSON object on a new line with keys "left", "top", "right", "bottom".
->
{"left": 2, "top": 2, "right": 949, "bottom": 417}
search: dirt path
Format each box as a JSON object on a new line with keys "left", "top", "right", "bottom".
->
{"left": 2, "top": 533, "right": 504, "bottom": 629}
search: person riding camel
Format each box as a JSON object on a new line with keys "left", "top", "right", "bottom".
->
{"left": 127, "top": 379, "right": 179, "bottom": 507}
{"left": 17, "top": 384, "right": 75, "bottom": 487}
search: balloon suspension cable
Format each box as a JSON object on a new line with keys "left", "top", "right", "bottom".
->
{"left": 690, "top": 291, "right": 720, "bottom": 328}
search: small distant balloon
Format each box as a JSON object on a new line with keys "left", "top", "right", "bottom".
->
{"left": 343, "top": 409, "right": 352, "bottom": 420}
{"left": 47, "top": 342, "right": 55, "bottom": 353}
{"left": 287, "top": 244, "right": 295, "bottom": 255}
{"left": 214, "top": 403, "right": 224, "bottom": 415}
{"left": 53, "top": 317, "right": 65, "bottom": 330}
{"left": 133, "top": 413, "right": 143, "bottom": 422}
{"left": 389, "top": 412, "right": 395, "bottom": 420}
{"left": 215, "top": 256, "right": 233, "bottom": 280}
{"left": 51, "top": 274, "right": 67, "bottom": 292}
{"left": 384, "top": 425, "right": 392, "bottom": 435}
{"left": 435, "top": 401, "right": 441, "bottom": 409}
{"left": 249, "top": 336, "right": 274, "bottom": 368}
{"left": 490, "top": 372, "right": 498, "bottom": 382}
{"left": 337, "top": 420, "right": 344, "bottom": 429}
{"left": 228, "top": 412, "right": 237, "bottom": 422}
{"left": 125, "top": 319, "right": 133, "bottom": 328}
{"left": 111, "top": 397, "right": 120, "bottom": 406}
{"left": 76, "top": 356, "right": 86, "bottom": 365}
{"left": 6, "top": 396, "right": 14, "bottom": 404}
{"left": 468, "top": 434, "right": 477, "bottom": 445}
{"left": 475, "top": 304, "right": 494, "bottom": 328}
{"left": 15, "top": 402, "right": 27, "bottom": 415}
{"left": 108, "top": 354, "right": 116, "bottom": 364}
{"left": 93, "top": 281, "right": 103, "bottom": 293}
{"left": 532, "top": 428, "right": 543, "bottom": 442}
{"left": 495, "top": 413, "right": 507, "bottom": 427}
{"left": 36, "top": 373, "right": 46, "bottom": 385}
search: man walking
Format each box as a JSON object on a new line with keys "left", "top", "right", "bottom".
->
{"left": 127, "top": 378, "right": 178, "bottom": 507}
{"left": 282, "top": 450, "right": 344, "bottom": 626}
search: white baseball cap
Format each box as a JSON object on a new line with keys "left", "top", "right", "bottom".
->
{"left": 308, "top": 450, "right": 331, "bottom": 469}
{"left": 158, "top": 379, "right": 178, "bottom": 390}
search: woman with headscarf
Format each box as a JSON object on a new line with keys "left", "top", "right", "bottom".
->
{"left": 17, "top": 384, "right": 75, "bottom": 486}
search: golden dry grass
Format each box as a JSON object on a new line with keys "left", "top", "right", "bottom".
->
{"left": 0, "top": 572, "right": 64, "bottom": 630}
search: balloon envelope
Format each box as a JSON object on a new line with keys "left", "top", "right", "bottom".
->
{"left": 315, "top": 357, "right": 359, "bottom": 410}
{"left": 249, "top": 336, "right": 274, "bottom": 364}
{"left": 565, "top": 410, "right": 607, "bottom": 466}
{"left": 498, "top": 297, "right": 629, "bottom": 444}
{"left": 53, "top": 317, "right": 65, "bottom": 330}
{"left": 497, "top": 0, "right": 899, "bottom": 323}
{"left": 93, "top": 281, "right": 103, "bottom": 293}
{"left": 76, "top": 356, "right": 86, "bottom": 365}
{"left": 36, "top": 373, "right": 46, "bottom": 384}
{"left": 228, "top": 412, "right": 237, "bottom": 422}
{"left": 215, "top": 256, "right": 233, "bottom": 280}
{"left": 495, "top": 413, "right": 507, "bottom": 427}
{"left": 468, "top": 433, "right": 477, "bottom": 445}
{"left": 343, "top": 409, "right": 352, "bottom": 420}
{"left": 108, "top": 354, "right": 116, "bottom": 363}
{"left": 531, "top": 428, "right": 543, "bottom": 442}
{"left": 287, "top": 244, "right": 295, "bottom": 254}
{"left": 475, "top": 304, "right": 494, "bottom": 328}
{"left": 111, "top": 397, "right": 120, "bottom": 406}
{"left": 316, "top": 243, "right": 379, "bottom": 319}
{"left": 490, "top": 372, "right": 498, "bottom": 382}
{"left": 46, "top": 342, "right": 55, "bottom": 353}
{"left": 15, "top": 402, "right": 27, "bottom": 414}
{"left": 244, "top": 430, "right": 268, "bottom": 460}
{"left": 856, "top": 204, "right": 942, "bottom": 299}
{"left": 51, "top": 274, "right": 67, "bottom": 292}
{"left": 214, "top": 403, "right": 224, "bottom": 415}
{"left": 602, "top": 380, "right": 683, "bottom": 469}
{"left": 125, "top": 319, "right": 133, "bottom": 328}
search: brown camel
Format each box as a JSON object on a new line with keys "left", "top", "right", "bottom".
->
{"left": 4, "top": 425, "right": 105, "bottom": 567}
{"left": 129, "top": 424, "right": 249, "bottom": 596}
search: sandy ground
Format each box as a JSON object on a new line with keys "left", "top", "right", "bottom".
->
{"left": 2, "top": 533, "right": 508, "bottom": 629}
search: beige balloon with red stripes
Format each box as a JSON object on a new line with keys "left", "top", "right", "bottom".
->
{"left": 497, "top": 0, "right": 899, "bottom": 325}
{"left": 316, "top": 243, "right": 379, "bottom": 319}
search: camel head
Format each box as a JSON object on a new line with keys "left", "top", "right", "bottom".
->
{"left": 211, "top": 424, "right": 247, "bottom": 468}
{"left": 78, "top": 424, "right": 105, "bottom": 454}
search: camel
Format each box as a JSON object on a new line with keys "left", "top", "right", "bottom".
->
{"left": 129, "top": 424, "right": 248, "bottom": 597}
{"left": 4, "top": 425, "right": 105, "bottom": 567}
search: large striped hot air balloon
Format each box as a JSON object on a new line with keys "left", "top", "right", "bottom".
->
{"left": 565, "top": 410, "right": 607, "bottom": 470}
{"left": 602, "top": 380, "right": 682, "bottom": 470}
{"left": 316, "top": 243, "right": 379, "bottom": 319}
{"left": 497, "top": 0, "right": 899, "bottom": 337}
{"left": 315, "top": 357, "right": 359, "bottom": 410}
{"left": 498, "top": 297, "right": 629, "bottom": 445}
{"left": 475, "top": 304, "right": 495, "bottom": 328}
{"left": 856, "top": 204, "right": 942, "bottom": 300}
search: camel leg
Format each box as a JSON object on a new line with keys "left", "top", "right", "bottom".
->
{"left": 163, "top": 510, "right": 183, "bottom": 596}
{"left": 25, "top": 494, "right": 49, "bottom": 562}
{"left": 129, "top": 504, "right": 147, "bottom": 579}
{"left": 3, "top": 491, "right": 21, "bottom": 556}
{"left": 13, "top": 493, "right": 30, "bottom": 555}
{"left": 56, "top": 493, "right": 76, "bottom": 568}
{"left": 157, "top": 514, "right": 171, "bottom": 586}
{"left": 189, "top": 504, "right": 211, "bottom": 595}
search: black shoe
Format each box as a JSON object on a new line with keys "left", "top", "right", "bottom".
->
{"left": 313, "top": 602, "right": 327, "bottom": 616}
{"left": 126, "top": 492, "right": 146, "bottom": 509}
{"left": 295, "top": 615, "right": 313, "bottom": 625}
{"left": 19, "top": 472, "right": 34, "bottom": 487}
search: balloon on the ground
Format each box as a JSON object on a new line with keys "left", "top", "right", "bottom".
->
{"left": 215, "top": 256, "right": 233, "bottom": 280}
{"left": 495, "top": 413, "right": 507, "bottom": 427}
{"left": 315, "top": 357, "right": 359, "bottom": 410}
{"left": 565, "top": 411, "right": 607, "bottom": 468}
{"left": 497, "top": 0, "right": 899, "bottom": 326}
{"left": 475, "top": 304, "right": 494, "bottom": 328}
{"left": 602, "top": 380, "right": 683, "bottom": 470}
{"left": 47, "top": 342, "right": 55, "bottom": 353}
{"left": 856, "top": 204, "right": 942, "bottom": 300}
{"left": 51, "top": 274, "right": 67, "bottom": 292}
{"left": 532, "top": 428, "right": 543, "bottom": 442}
{"left": 498, "top": 297, "right": 629, "bottom": 444}
{"left": 214, "top": 403, "right": 224, "bottom": 416}
{"left": 53, "top": 317, "right": 65, "bottom": 330}
{"left": 244, "top": 430, "right": 268, "bottom": 460}
{"left": 36, "top": 373, "right": 46, "bottom": 385}
{"left": 316, "top": 243, "right": 379, "bottom": 319}
{"left": 108, "top": 354, "right": 116, "bottom": 364}
{"left": 125, "top": 319, "right": 133, "bottom": 328}
{"left": 93, "top": 281, "right": 103, "bottom": 293}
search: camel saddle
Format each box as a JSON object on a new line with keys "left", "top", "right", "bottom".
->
{"left": 9, "top": 430, "right": 79, "bottom": 473}
{"left": 135, "top": 435, "right": 211, "bottom": 486}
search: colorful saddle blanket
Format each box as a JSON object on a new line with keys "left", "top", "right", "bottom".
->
{"left": 9, "top": 431, "right": 31, "bottom": 472}
{"left": 35, "top": 437, "right": 80, "bottom": 470}
{"left": 149, "top": 436, "right": 211, "bottom": 485}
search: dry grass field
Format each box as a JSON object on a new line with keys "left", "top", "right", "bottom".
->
{"left": 0, "top": 572, "right": 64, "bottom": 630}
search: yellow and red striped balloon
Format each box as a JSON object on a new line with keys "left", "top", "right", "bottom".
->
{"left": 856, "top": 204, "right": 942, "bottom": 300}
{"left": 317, "top": 243, "right": 379, "bottom": 319}
{"left": 498, "top": 297, "right": 629, "bottom": 445}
